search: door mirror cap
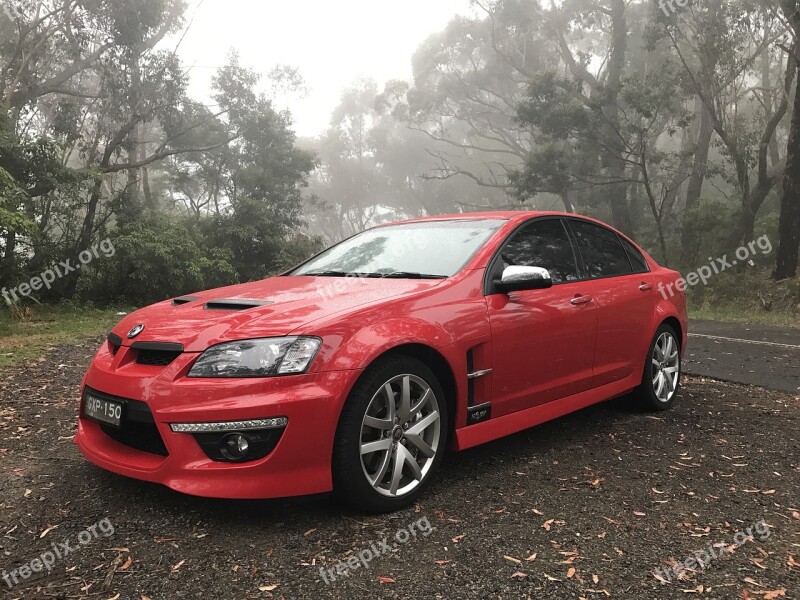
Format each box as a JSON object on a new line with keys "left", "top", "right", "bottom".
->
{"left": 495, "top": 266, "right": 553, "bottom": 293}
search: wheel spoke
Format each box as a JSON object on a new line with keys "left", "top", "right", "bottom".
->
{"left": 664, "top": 336, "right": 673, "bottom": 362}
{"left": 407, "top": 410, "right": 439, "bottom": 437}
{"left": 397, "top": 375, "right": 412, "bottom": 422}
{"left": 405, "top": 430, "right": 435, "bottom": 458}
{"left": 369, "top": 446, "right": 393, "bottom": 486}
{"left": 397, "top": 444, "right": 422, "bottom": 481}
{"left": 383, "top": 383, "right": 396, "bottom": 421}
{"left": 389, "top": 446, "right": 405, "bottom": 494}
{"left": 654, "top": 371, "right": 665, "bottom": 399}
{"left": 664, "top": 371, "right": 675, "bottom": 394}
{"left": 409, "top": 387, "right": 431, "bottom": 416}
{"left": 360, "top": 438, "right": 392, "bottom": 455}
{"left": 364, "top": 415, "right": 393, "bottom": 430}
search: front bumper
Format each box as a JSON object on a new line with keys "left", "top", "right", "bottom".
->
{"left": 74, "top": 342, "right": 361, "bottom": 499}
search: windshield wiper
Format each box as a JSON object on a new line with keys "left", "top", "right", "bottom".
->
{"left": 367, "top": 271, "right": 447, "bottom": 279}
{"left": 300, "top": 270, "right": 352, "bottom": 277}
{"left": 300, "top": 270, "right": 446, "bottom": 279}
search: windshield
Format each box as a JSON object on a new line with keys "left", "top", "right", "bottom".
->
{"left": 292, "top": 219, "right": 505, "bottom": 278}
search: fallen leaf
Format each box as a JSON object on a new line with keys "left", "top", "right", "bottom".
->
{"left": 542, "top": 519, "right": 554, "bottom": 531}
{"left": 303, "top": 528, "right": 317, "bottom": 537}
{"left": 592, "top": 574, "right": 600, "bottom": 584}
{"left": 171, "top": 559, "right": 186, "bottom": 572}
{"left": 452, "top": 534, "right": 465, "bottom": 543}
{"left": 525, "top": 553, "right": 537, "bottom": 561}
{"left": 434, "top": 560, "right": 450, "bottom": 566}
{"left": 566, "top": 567, "right": 576, "bottom": 578}
{"left": 258, "top": 584, "right": 278, "bottom": 591}
{"left": 378, "top": 576, "right": 395, "bottom": 584}
{"left": 119, "top": 556, "right": 133, "bottom": 571}
{"left": 511, "top": 571, "right": 527, "bottom": 579}
{"left": 633, "top": 511, "right": 646, "bottom": 517}
{"left": 39, "top": 525, "right": 58, "bottom": 538}
{"left": 763, "top": 590, "right": 786, "bottom": 599}
{"left": 504, "top": 555, "right": 522, "bottom": 564}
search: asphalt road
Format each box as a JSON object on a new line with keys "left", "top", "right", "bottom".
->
{"left": 685, "top": 319, "right": 800, "bottom": 393}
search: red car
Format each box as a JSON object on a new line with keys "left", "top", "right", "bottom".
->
{"left": 75, "top": 212, "right": 687, "bottom": 512}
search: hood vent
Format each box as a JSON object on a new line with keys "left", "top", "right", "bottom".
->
{"left": 204, "top": 298, "right": 272, "bottom": 311}
{"left": 172, "top": 296, "right": 199, "bottom": 306}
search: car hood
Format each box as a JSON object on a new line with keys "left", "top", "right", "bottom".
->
{"left": 111, "top": 275, "right": 443, "bottom": 352}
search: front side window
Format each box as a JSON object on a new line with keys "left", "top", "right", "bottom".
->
{"left": 292, "top": 219, "right": 505, "bottom": 278}
{"left": 499, "top": 219, "right": 580, "bottom": 283}
{"left": 569, "top": 219, "right": 633, "bottom": 278}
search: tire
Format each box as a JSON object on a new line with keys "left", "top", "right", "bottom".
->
{"left": 332, "top": 355, "right": 448, "bottom": 513}
{"left": 633, "top": 323, "right": 681, "bottom": 411}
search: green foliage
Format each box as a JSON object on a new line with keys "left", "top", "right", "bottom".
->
{"left": 75, "top": 213, "right": 237, "bottom": 305}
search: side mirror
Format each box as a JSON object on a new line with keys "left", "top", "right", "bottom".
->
{"left": 494, "top": 265, "right": 553, "bottom": 293}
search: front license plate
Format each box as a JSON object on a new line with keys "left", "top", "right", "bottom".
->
{"left": 83, "top": 393, "right": 124, "bottom": 427}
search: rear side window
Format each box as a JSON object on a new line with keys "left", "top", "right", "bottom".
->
{"left": 619, "top": 236, "right": 649, "bottom": 273}
{"left": 569, "top": 220, "right": 633, "bottom": 279}
{"left": 499, "top": 219, "right": 579, "bottom": 283}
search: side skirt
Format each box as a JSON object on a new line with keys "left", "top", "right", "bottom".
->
{"left": 452, "top": 376, "right": 638, "bottom": 451}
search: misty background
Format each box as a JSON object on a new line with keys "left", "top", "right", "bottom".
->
{"left": 1, "top": 0, "right": 799, "bottom": 319}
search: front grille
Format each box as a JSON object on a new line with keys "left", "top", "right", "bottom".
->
{"left": 131, "top": 341, "right": 184, "bottom": 367}
{"left": 86, "top": 388, "right": 169, "bottom": 456}
{"left": 136, "top": 349, "right": 181, "bottom": 366}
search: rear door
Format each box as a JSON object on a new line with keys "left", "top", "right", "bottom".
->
{"left": 486, "top": 218, "right": 598, "bottom": 418}
{"left": 565, "top": 218, "right": 656, "bottom": 387}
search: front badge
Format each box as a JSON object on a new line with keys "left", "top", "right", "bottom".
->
{"left": 127, "top": 323, "right": 145, "bottom": 339}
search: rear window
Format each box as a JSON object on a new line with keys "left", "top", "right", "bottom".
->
{"left": 619, "top": 236, "right": 649, "bottom": 273}
{"left": 569, "top": 219, "right": 633, "bottom": 279}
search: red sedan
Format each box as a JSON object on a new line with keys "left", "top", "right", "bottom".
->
{"left": 75, "top": 212, "right": 687, "bottom": 513}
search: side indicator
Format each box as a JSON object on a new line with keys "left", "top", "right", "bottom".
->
{"left": 466, "top": 402, "right": 491, "bottom": 425}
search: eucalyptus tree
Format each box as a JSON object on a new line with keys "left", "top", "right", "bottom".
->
{"left": 663, "top": 1, "right": 792, "bottom": 248}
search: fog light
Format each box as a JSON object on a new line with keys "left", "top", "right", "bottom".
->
{"left": 221, "top": 433, "right": 249, "bottom": 460}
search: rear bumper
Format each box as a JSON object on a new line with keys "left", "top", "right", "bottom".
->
{"left": 75, "top": 346, "right": 362, "bottom": 498}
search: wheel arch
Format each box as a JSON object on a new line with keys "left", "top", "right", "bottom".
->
{"left": 660, "top": 316, "right": 683, "bottom": 349}
{"left": 355, "top": 343, "right": 458, "bottom": 435}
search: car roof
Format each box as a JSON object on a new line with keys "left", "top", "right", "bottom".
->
{"left": 384, "top": 210, "right": 570, "bottom": 225}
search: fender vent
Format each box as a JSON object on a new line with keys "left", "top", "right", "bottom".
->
{"left": 204, "top": 299, "right": 272, "bottom": 311}
{"left": 172, "top": 296, "right": 199, "bottom": 306}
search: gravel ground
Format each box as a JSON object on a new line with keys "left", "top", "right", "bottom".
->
{"left": 0, "top": 337, "right": 798, "bottom": 599}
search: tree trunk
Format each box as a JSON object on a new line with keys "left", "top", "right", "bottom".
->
{"left": 560, "top": 190, "right": 574, "bottom": 213}
{"left": 774, "top": 65, "right": 800, "bottom": 278}
{"left": 680, "top": 98, "right": 714, "bottom": 267}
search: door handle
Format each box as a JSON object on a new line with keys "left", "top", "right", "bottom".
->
{"left": 570, "top": 295, "right": 592, "bottom": 305}
{"left": 639, "top": 283, "right": 653, "bottom": 291}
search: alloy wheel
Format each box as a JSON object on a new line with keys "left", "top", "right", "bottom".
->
{"left": 651, "top": 331, "right": 680, "bottom": 403}
{"left": 359, "top": 374, "right": 441, "bottom": 497}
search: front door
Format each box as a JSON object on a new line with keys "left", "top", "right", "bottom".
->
{"left": 486, "top": 218, "right": 597, "bottom": 418}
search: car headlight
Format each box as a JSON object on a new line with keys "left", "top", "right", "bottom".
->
{"left": 188, "top": 336, "right": 322, "bottom": 378}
